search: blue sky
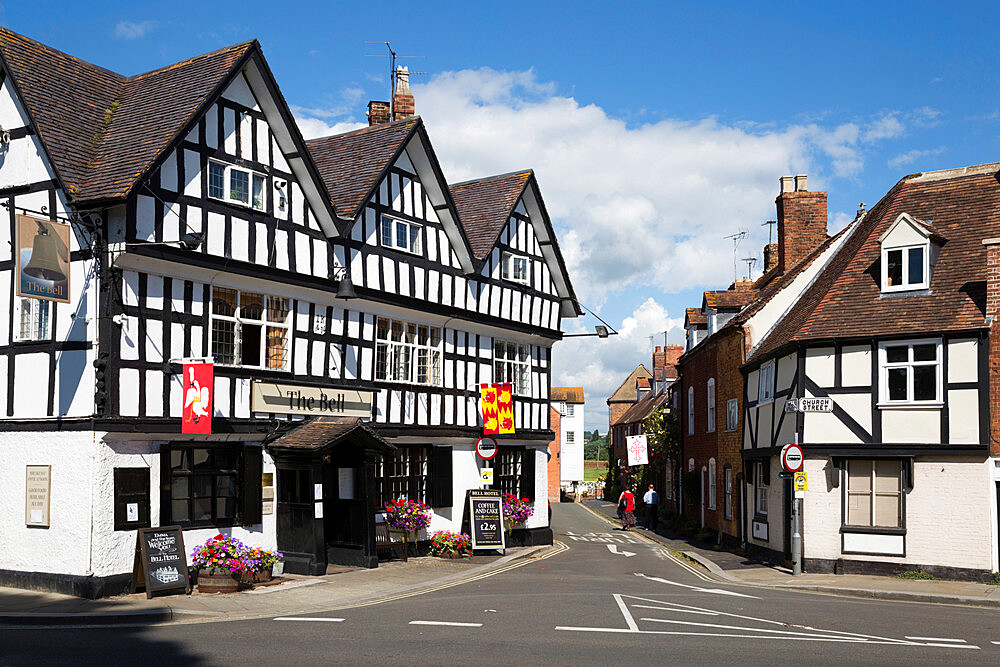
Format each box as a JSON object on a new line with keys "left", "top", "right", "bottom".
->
{"left": 5, "top": 1, "right": 1000, "bottom": 430}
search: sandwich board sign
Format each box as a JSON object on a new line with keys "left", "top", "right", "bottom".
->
{"left": 131, "top": 526, "right": 190, "bottom": 598}
{"left": 466, "top": 489, "right": 505, "bottom": 553}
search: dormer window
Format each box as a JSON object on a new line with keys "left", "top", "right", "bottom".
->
{"left": 501, "top": 252, "right": 529, "bottom": 284}
{"left": 879, "top": 213, "right": 941, "bottom": 293}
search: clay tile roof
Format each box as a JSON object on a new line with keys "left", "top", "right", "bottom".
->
{"left": 746, "top": 163, "right": 1000, "bottom": 365}
{"left": 613, "top": 388, "right": 671, "bottom": 426}
{"left": 607, "top": 364, "right": 653, "bottom": 403}
{"left": 0, "top": 27, "right": 253, "bottom": 203}
{"left": 450, "top": 171, "right": 532, "bottom": 258}
{"left": 703, "top": 289, "right": 756, "bottom": 310}
{"left": 551, "top": 387, "right": 584, "bottom": 403}
{"left": 685, "top": 308, "right": 707, "bottom": 327}
{"left": 266, "top": 417, "right": 394, "bottom": 453}
{"left": 306, "top": 118, "right": 419, "bottom": 219}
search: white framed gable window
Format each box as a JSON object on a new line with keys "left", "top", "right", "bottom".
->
{"left": 878, "top": 339, "right": 942, "bottom": 406}
{"left": 208, "top": 161, "right": 266, "bottom": 211}
{"left": 15, "top": 297, "right": 51, "bottom": 341}
{"left": 380, "top": 215, "right": 422, "bottom": 255}
{"left": 494, "top": 340, "right": 531, "bottom": 395}
{"left": 757, "top": 361, "right": 775, "bottom": 404}
{"left": 726, "top": 398, "right": 738, "bottom": 431}
{"left": 706, "top": 378, "right": 716, "bottom": 433}
{"left": 375, "top": 317, "right": 442, "bottom": 385}
{"left": 210, "top": 287, "right": 290, "bottom": 369}
{"left": 501, "top": 252, "right": 529, "bottom": 284}
{"left": 879, "top": 213, "right": 937, "bottom": 293}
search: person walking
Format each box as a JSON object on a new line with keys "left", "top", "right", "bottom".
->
{"left": 619, "top": 487, "right": 636, "bottom": 531}
{"left": 642, "top": 484, "right": 659, "bottom": 531}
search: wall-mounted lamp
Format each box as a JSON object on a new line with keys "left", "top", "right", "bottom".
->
{"left": 332, "top": 266, "right": 355, "bottom": 300}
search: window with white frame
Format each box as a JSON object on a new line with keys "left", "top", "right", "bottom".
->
{"left": 687, "top": 386, "right": 694, "bottom": 435}
{"left": 845, "top": 459, "right": 902, "bottom": 528}
{"left": 881, "top": 243, "right": 929, "bottom": 292}
{"left": 210, "top": 288, "right": 290, "bottom": 369}
{"left": 15, "top": 297, "right": 51, "bottom": 341}
{"left": 375, "top": 318, "right": 442, "bottom": 385}
{"left": 208, "top": 161, "right": 266, "bottom": 211}
{"left": 708, "top": 458, "right": 717, "bottom": 510}
{"left": 723, "top": 466, "right": 733, "bottom": 520}
{"left": 754, "top": 461, "right": 768, "bottom": 516}
{"left": 706, "top": 378, "right": 716, "bottom": 433}
{"left": 757, "top": 361, "right": 775, "bottom": 403}
{"left": 565, "top": 431, "right": 575, "bottom": 444}
{"left": 878, "top": 339, "right": 941, "bottom": 405}
{"left": 380, "top": 215, "right": 422, "bottom": 255}
{"left": 494, "top": 340, "right": 531, "bottom": 395}
{"left": 501, "top": 252, "right": 529, "bottom": 284}
{"left": 726, "top": 398, "right": 738, "bottom": 431}
{"left": 565, "top": 403, "right": 575, "bottom": 417}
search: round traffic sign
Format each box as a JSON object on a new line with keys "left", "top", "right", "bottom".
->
{"left": 476, "top": 436, "right": 498, "bottom": 460}
{"left": 781, "top": 444, "right": 804, "bottom": 473}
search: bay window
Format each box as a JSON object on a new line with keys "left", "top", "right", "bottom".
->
{"left": 375, "top": 317, "right": 442, "bottom": 385}
{"left": 210, "top": 287, "right": 290, "bottom": 370}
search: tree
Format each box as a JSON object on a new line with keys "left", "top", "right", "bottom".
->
{"left": 641, "top": 407, "right": 681, "bottom": 501}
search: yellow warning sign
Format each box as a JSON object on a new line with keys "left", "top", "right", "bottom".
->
{"left": 793, "top": 471, "right": 807, "bottom": 492}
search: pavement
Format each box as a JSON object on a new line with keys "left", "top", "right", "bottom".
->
{"left": 581, "top": 498, "right": 1000, "bottom": 609}
{"left": 0, "top": 545, "right": 552, "bottom": 626}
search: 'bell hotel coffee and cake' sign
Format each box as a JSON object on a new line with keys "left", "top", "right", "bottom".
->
{"left": 251, "top": 381, "right": 373, "bottom": 418}
{"left": 16, "top": 215, "right": 71, "bottom": 303}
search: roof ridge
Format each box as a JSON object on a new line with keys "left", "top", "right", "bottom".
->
{"left": 903, "top": 161, "right": 1000, "bottom": 184}
{"left": 305, "top": 117, "right": 420, "bottom": 144}
{"left": 450, "top": 169, "right": 533, "bottom": 188}
{"left": 127, "top": 39, "right": 257, "bottom": 80}
{"left": 0, "top": 26, "right": 126, "bottom": 81}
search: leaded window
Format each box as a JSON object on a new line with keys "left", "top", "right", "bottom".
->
{"left": 16, "top": 297, "right": 50, "bottom": 341}
{"left": 375, "top": 446, "right": 429, "bottom": 506}
{"left": 495, "top": 448, "right": 523, "bottom": 497}
{"left": 493, "top": 340, "right": 531, "bottom": 395}
{"left": 169, "top": 446, "right": 238, "bottom": 527}
{"left": 375, "top": 318, "right": 442, "bottom": 385}
{"left": 210, "top": 287, "right": 290, "bottom": 370}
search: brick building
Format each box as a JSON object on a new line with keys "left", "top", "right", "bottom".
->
{"left": 546, "top": 405, "right": 562, "bottom": 502}
{"left": 606, "top": 364, "right": 652, "bottom": 465}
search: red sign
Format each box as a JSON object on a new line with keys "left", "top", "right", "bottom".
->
{"left": 480, "top": 382, "right": 515, "bottom": 435}
{"left": 182, "top": 363, "right": 213, "bottom": 434}
{"left": 781, "top": 443, "right": 804, "bottom": 473}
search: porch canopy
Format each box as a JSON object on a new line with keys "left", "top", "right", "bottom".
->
{"left": 266, "top": 416, "right": 395, "bottom": 456}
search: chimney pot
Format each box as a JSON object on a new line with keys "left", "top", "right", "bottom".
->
{"left": 780, "top": 176, "right": 795, "bottom": 194}
{"left": 795, "top": 174, "right": 808, "bottom": 191}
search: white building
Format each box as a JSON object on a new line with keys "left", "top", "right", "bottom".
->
{"left": 0, "top": 28, "right": 579, "bottom": 597}
{"left": 551, "top": 387, "right": 585, "bottom": 488}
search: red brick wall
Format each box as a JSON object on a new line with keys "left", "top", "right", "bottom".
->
{"left": 987, "top": 242, "right": 1000, "bottom": 456}
{"left": 715, "top": 328, "right": 747, "bottom": 541}
{"left": 548, "top": 405, "right": 562, "bottom": 501}
{"left": 608, "top": 400, "right": 632, "bottom": 463}
{"left": 777, "top": 190, "right": 827, "bottom": 273}
{"left": 679, "top": 338, "right": 720, "bottom": 530}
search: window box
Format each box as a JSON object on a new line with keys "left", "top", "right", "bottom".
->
{"left": 209, "top": 161, "right": 266, "bottom": 211}
{"left": 877, "top": 339, "right": 941, "bottom": 407}
{"left": 380, "top": 215, "right": 422, "bottom": 255}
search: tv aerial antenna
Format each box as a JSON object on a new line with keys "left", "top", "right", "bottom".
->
{"left": 741, "top": 256, "right": 757, "bottom": 279}
{"left": 762, "top": 220, "right": 776, "bottom": 244}
{"left": 723, "top": 230, "right": 748, "bottom": 283}
{"left": 365, "top": 42, "right": 427, "bottom": 116}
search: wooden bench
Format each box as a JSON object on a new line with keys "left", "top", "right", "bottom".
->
{"left": 375, "top": 523, "right": 408, "bottom": 562}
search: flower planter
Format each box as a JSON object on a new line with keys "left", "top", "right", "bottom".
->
{"left": 246, "top": 569, "right": 273, "bottom": 584}
{"left": 197, "top": 568, "right": 240, "bottom": 594}
{"left": 436, "top": 551, "right": 464, "bottom": 559}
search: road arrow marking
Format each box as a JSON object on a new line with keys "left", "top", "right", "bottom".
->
{"left": 607, "top": 544, "right": 636, "bottom": 557}
{"left": 634, "top": 572, "right": 759, "bottom": 598}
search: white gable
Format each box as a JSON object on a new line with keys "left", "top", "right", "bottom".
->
{"left": 221, "top": 72, "right": 260, "bottom": 111}
{"left": 879, "top": 213, "right": 932, "bottom": 246}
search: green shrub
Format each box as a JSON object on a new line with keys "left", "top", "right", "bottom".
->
{"left": 896, "top": 569, "right": 936, "bottom": 580}
{"left": 988, "top": 572, "right": 1000, "bottom": 585}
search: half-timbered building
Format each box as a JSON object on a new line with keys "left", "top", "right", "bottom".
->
{"left": 742, "top": 163, "right": 1000, "bottom": 579}
{"left": 0, "top": 28, "right": 578, "bottom": 596}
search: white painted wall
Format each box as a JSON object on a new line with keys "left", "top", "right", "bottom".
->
{"left": 557, "top": 400, "right": 585, "bottom": 484}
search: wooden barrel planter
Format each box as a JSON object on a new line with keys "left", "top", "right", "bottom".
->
{"left": 197, "top": 569, "right": 240, "bottom": 594}
{"left": 246, "top": 569, "right": 273, "bottom": 584}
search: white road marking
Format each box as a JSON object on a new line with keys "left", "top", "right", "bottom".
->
{"left": 992, "top": 641, "right": 1000, "bottom": 645}
{"left": 274, "top": 617, "right": 345, "bottom": 622}
{"left": 410, "top": 621, "right": 483, "bottom": 627}
{"left": 905, "top": 636, "right": 966, "bottom": 642}
{"left": 635, "top": 572, "right": 759, "bottom": 599}
{"left": 632, "top": 604, "right": 719, "bottom": 615}
{"left": 607, "top": 544, "right": 636, "bottom": 557}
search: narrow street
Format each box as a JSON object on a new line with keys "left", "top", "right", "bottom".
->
{"left": 3, "top": 503, "right": 999, "bottom": 666}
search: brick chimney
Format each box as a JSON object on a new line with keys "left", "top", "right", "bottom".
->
{"left": 367, "top": 100, "right": 391, "bottom": 126}
{"left": 763, "top": 243, "right": 779, "bottom": 272}
{"left": 652, "top": 344, "right": 683, "bottom": 384}
{"left": 983, "top": 238, "right": 1000, "bottom": 456}
{"left": 730, "top": 279, "right": 755, "bottom": 292}
{"left": 776, "top": 174, "right": 827, "bottom": 274}
{"left": 392, "top": 66, "right": 415, "bottom": 120}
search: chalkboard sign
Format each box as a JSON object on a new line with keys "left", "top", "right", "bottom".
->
{"left": 131, "top": 526, "right": 190, "bottom": 599}
{"left": 467, "top": 489, "right": 505, "bottom": 552}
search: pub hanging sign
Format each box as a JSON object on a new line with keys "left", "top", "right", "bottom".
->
{"left": 16, "top": 214, "right": 71, "bottom": 303}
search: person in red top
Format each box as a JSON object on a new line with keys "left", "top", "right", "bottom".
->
{"left": 618, "top": 487, "right": 637, "bottom": 531}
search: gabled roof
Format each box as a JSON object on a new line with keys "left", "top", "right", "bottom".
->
{"left": 703, "top": 289, "right": 756, "bottom": 311}
{"left": 685, "top": 307, "right": 707, "bottom": 328}
{"left": 607, "top": 364, "right": 653, "bottom": 404}
{"left": 0, "top": 27, "right": 253, "bottom": 203}
{"left": 613, "top": 388, "right": 671, "bottom": 426}
{"left": 551, "top": 387, "right": 585, "bottom": 403}
{"left": 746, "top": 162, "right": 1000, "bottom": 365}
{"left": 878, "top": 212, "right": 946, "bottom": 244}
{"left": 266, "top": 417, "right": 394, "bottom": 454}
{"left": 306, "top": 118, "right": 419, "bottom": 220}
{"left": 450, "top": 170, "right": 532, "bottom": 258}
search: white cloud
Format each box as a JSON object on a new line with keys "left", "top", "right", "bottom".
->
{"left": 887, "top": 146, "right": 946, "bottom": 169}
{"left": 114, "top": 20, "right": 154, "bottom": 40}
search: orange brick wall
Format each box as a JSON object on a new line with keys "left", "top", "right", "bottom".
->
{"left": 547, "top": 405, "right": 562, "bottom": 501}
{"left": 715, "top": 328, "right": 747, "bottom": 542}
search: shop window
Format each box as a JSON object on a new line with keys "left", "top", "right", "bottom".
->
{"left": 375, "top": 317, "right": 443, "bottom": 385}
{"left": 494, "top": 339, "right": 531, "bottom": 395}
{"left": 114, "top": 468, "right": 150, "bottom": 531}
{"left": 845, "top": 459, "right": 902, "bottom": 528}
{"left": 878, "top": 339, "right": 941, "bottom": 406}
{"left": 211, "top": 287, "right": 290, "bottom": 370}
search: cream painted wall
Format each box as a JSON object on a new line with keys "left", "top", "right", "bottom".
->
{"left": 805, "top": 347, "right": 835, "bottom": 387}
{"left": 841, "top": 345, "right": 872, "bottom": 386}
{"left": 947, "top": 339, "right": 978, "bottom": 383}
{"left": 881, "top": 409, "right": 940, "bottom": 444}
{"left": 948, "top": 389, "right": 980, "bottom": 444}
{"left": 776, "top": 353, "right": 796, "bottom": 392}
